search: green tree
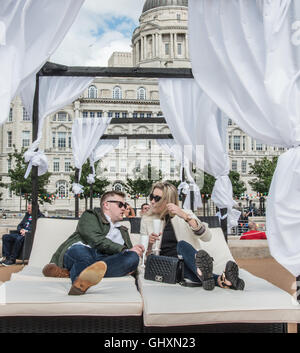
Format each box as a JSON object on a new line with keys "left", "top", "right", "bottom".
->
{"left": 6, "top": 146, "right": 52, "bottom": 208}
{"left": 248, "top": 157, "right": 278, "bottom": 195}
{"left": 69, "top": 160, "right": 110, "bottom": 210}
{"left": 124, "top": 177, "right": 153, "bottom": 209}
{"left": 200, "top": 172, "right": 216, "bottom": 201}
{"left": 229, "top": 170, "right": 247, "bottom": 198}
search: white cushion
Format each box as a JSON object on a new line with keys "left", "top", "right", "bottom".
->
{"left": 0, "top": 276, "right": 143, "bottom": 316}
{"left": 138, "top": 269, "right": 300, "bottom": 327}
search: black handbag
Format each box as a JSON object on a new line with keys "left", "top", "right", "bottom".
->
{"left": 144, "top": 254, "right": 202, "bottom": 287}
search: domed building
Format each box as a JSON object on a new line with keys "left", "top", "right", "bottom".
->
{"left": 132, "top": 0, "right": 190, "bottom": 67}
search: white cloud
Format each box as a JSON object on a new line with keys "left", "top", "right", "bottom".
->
{"left": 50, "top": 0, "right": 145, "bottom": 66}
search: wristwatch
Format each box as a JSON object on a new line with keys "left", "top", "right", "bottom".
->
{"left": 185, "top": 214, "right": 193, "bottom": 223}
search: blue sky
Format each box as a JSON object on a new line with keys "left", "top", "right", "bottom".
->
{"left": 51, "top": 0, "right": 145, "bottom": 66}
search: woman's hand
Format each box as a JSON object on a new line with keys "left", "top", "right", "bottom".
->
{"left": 148, "top": 232, "right": 161, "bottom": 249}
{"left": 166, "top": 203, "right": 186, "bottom": 219}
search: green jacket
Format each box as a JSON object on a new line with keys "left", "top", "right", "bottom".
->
{"left": 50, "top": 208, "right": 132, "bottom": 268}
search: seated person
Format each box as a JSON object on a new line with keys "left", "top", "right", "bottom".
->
{"left": 140, "top": 203, "right": 150, "bottom": 217}
{"left": 141, "top": 182, "right": 245, "bottom": 291}
{"left": 240, "top": 222, "right": 267, "bottom": 240}
{"left": 43, "top": 191, "right": 145, "bottom": 296}
{"left": 0, "top": 204, "right": 44, "bottom": 266}
{"left": 123, "top": 203, "right": 136, "bottom": 218}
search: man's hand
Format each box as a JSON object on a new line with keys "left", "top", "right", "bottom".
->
{"left": 129, "top": 244, "right": 145, "bottom": 257}
{"left": 20, "top": 229, "right": 26, "bottom": 236}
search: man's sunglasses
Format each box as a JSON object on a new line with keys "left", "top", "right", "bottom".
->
{"left": 149, "top": 193, "right": 162, "bottom": 203}
{"left": 106, "top": 200, "right": 128, "bottom": 209}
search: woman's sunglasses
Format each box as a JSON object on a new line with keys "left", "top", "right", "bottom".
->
{"left": 107, "top": 200, "right": 128, "bottom": 209}
{"left": 149, "top": 193, "right": 162, "bottom": 203}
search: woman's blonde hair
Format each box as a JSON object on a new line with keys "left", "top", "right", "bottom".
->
{"left": 149, "top": 181, "right": 179, "bottom": 219}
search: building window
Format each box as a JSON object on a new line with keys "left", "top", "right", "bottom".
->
{"left": 108, "top": 112, "right": 113, "bottom": 118}
{"left": 7, "top": 159, "right": 11, "bottom": 172}
{"left": 140, "top": 113, "right": 145, "bottom": 118}
{"left": 83, "top": 111, "right": 88, "bottom": 118}
{"left": 8, "top": 108, "right": 13, "bottom": 122}
{"left": 115, "top": 112, "right": 120, "bottom": 118}
{"left": 120, "top": 160, "right": 127, "bottom": 173}
{"left": 241, "top": 160, "right": 247, "bottom": 174}
{"left": 135, "top": 160, "right": 141, "bottom": 173}
{"left": 65, "top": 160, "right": 71, "bottom": 172}
{"left": 122, "top": 112, "right": 127, "bottom": 118}
{"left": 256, "top": 142, "right": 263, "bottom": 151}
{"left": 170, "top": 159, "right": 175, "bottom": 176}
{"left": 57, "top": 112, "right": 67, "bottom": 121}
{"left": 177, "top": 43, "right": 182, "bottom": 55}
{"left": 88, "top": 85, "right": 97, "bottom": 99}
{"left": 97, "top": 111, "right": 102, "bottom": 118}
{"left": 68, "top": 135, "right": 72, "bottom": 148}
{"left": 109, "top": 160, "right": 116, "bottom": 173}
{"left": 22, "top": 131, "right": 30, "bottom": 147}
{"left": 58, "top": 132, "right": 66, "bottom": 148}
{"left": 7, "top": 131, "right": 12, "bottom": 147}
{"left": 147, "top": 113, "right": 152, "bottom": 118}
{"left": 23, "top": 107, "right": 30, "bottom": 121}
{"left": 113, "top": 86, "right": 122, "bottom": 99}
{"left": 137, "top": 87, "right": 146, "bottom": 100}
{"left": 232, "top": 160, "right": 237, "bottom": 172}
{"left": 233, "top": 136, "right": 241, "bottom": 150}
{"left": 113, "top": 183, "right": 123, "bottom": 192}
{"left": 243, "top": 136, "right": 246, "bottom": 150}
{"left": 56, "top": 180, "right": 69, "bottom": 199}
{"left": 177, "top": 13, "right": 181, "bottom": 20}
{"left": 53, "top": 159, "right": 60, "bottom": 172}
{"left": 165, "top": 43, "right": 170, "bottom": 56}
{"left": 228, "top": 119, "right": 232, "bottom": 126}
{"left": 52, "top": 133, "right": 56, "bottom": 148}
{"left": 228, "top": 135, "right": 232, "bottom": 150}
{"left": 90, "top": 111, "right": 95, "bottom": 118}
{"left": 133, "top": 112, "right": 138, "bottom": 118}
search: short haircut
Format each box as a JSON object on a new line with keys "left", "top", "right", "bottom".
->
{"left": 100, "top": 191, "right": 126, "bottom": 207}
{"left": 141, "top": 203, "right": 149, "bottom": 210}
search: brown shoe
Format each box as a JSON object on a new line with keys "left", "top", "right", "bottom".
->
{"left": 42, "top": 263, "right": 70, "bottom": 278}
{"left": 68, "top": 261, "right": 107, "bottom": 295}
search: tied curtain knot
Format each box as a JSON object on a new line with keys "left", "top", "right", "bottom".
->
{"left": 72, "top": 183, "right": 84, "bottom": 195}
{"left": 24, "top": 149, "right": 48, "bottom": 179}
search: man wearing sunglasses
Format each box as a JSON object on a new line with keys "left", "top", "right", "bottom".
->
{"left": 43, "top": 191, "right": 144, "bottom": 295}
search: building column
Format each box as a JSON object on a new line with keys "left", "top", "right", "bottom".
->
{"left": 185, "top": 33, "right": 189, "bottom": 59}
{"left": 141, "top": 36, "right": 144, "bottom": 61}
{"left": 152, "top": 33, "right": 155, "bottom": 58}
{"left": 170, "top": 33, "right": 174, "bottom": 59}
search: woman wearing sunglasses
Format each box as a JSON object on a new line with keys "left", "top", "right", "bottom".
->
{"left": 140, "top": 182, "right": 244, "bottom": 291}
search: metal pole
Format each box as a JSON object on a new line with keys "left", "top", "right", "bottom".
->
{"left": 75, "top": 168, "right": 80, "bottom": 217}
{"left": 220, "top": 208, "right": 228, "bottom": 243}
{"left": 31, "top": 73, "right": 40, "bottom": 239}
{"left": 89, "top": 166, "right": 93, "bottom": 210}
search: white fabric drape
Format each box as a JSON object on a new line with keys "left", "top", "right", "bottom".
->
{"left": 159, "top": 79, "right": 240, "bottom": 226}
{"left": 21, "top": 76, "right": 93, "bottom": 178}
{"left": 72, "top": 117, "right": 111, "bottom": 194}
{"left": 0, "top": 0, "right": 84, "bottom": 126}
{"left": 189, "top": 0, "right": 300, "bottom": 275}
{"left": 88, "top": 139, "right": 119, "bottom": 184}
{"left": 157, "top": 139, "right": 202, "bottom": 210}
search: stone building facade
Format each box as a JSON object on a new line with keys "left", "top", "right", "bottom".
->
{"left": 0, "top": 0, "right": 285, "bottom": 212}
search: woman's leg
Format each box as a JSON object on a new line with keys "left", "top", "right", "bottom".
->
{"left": 177, "top": 240, "right": 219, "bottom": 285}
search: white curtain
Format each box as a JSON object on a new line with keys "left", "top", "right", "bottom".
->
{"left": 0, "top": 0, "right": 84, "bottom": 126}
{"left": 189, "top": 0, "right": 300, "bottom": 275}
{"left": 159, "top": 79, "right": 240, "bottom": 226}
{"left": 72, "top": 117, "right": 111, "bottom": 194}
{"left": 157, "top": 139, "right": 202, "bottom": 210}
{"left": 87, "top": 139, "right": 119, "bottom": 184}
{"left": 21, "top": 76, "right": 93, "bottom": 178}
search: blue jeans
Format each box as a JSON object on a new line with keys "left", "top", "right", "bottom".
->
{"left": 63, "top": 244, "right": 140, "bottom": 283}
{"left": 2, "top": 233, "right": 25, "bottom": 260}
{"left": 177, "top": 240, "right": 219, "bottom": 286}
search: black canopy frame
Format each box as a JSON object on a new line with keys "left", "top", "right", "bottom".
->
{"left": 30, "top": 62, "right": 228, "bottom": 244}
